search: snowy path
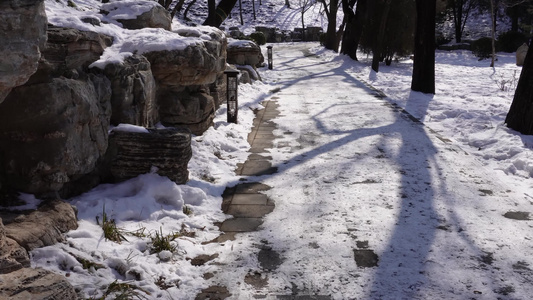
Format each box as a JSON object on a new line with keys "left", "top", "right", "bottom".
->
{"left": 211, "top": 43, "right": 533, "bottom": 300}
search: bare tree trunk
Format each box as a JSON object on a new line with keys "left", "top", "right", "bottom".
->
{"left": 452, "top": 0, "right": 463, "bottom": 42}
{"left": 301, "top": 9, "right": 306, "bottom": 41}
{"left": 170, "top": 0, "right": 187, "bottom": 19}
{"left": 451, "top": 0, "right": 475, "bottom": 43}
{"left": 158, "top": 0, "right": 173, "bottom": 9}
{"left": 252, "top": 0, "right": 256, "bottom": 20}
{"left": 411, "top": 0, "right": 436, "bottom": 94}
{"left": 372, "top": 0, "right": 391, "bottom": 72}
{"left": 285, "top": 0, "right": 291, "bottom": 8}
{"left": 506, "top": 40, "right": 533, "bottom": 134}
{"left": 335, "top": 19, "right": 346, "bottom": 51}
{"left": 184, "top": 0, "right": 197, "bottom": 20}
{"left": 509, "top": 4, "right": 519, "bottom": 32}
{"left": 204, "top": 0, "right": 217, "bottom": 26}
{"left": 320, "top": 0, "right": 340, "bottom": 51}
{"left": 341, "top": 0, "right": 366, "bottom": 60}
{"left": 490, "top": 0, "right": 496, "bottom": 67}
{"left": 239, "top": 0, "right": 244, "bottom": 25}
{"left": 202, "top": 0, "right": 239, "bottom": 26}
{"left": 340, "top": 0, "right": 357, "bottom": 56}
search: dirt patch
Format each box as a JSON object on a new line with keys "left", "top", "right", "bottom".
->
{"left": 195, "top": 285, "right": 231, "bottom": 300}
{"left": 513, "top": 261, "right": 531, "bottom": 273}
{"left": 495, "top": 285, "right": 515, "bottom": 296}
{"left": 479, "top": 189, "right": 494, "bottom": 196}
{"left": 479, "top": 252, "right": 494, "bottom": 265}
{"left": 353, "top": 249, "right": 379, "bottom": 268}
{"left": 244, "top": 271, "right": 268, "bottom": 289}
{"left": 356, "top": 240, "right": 369, "bottom": 249}
{"left": 190, "top": 254, "right": 219, "bottom": 266}
{"left": 503, "top": 211, "right": 531, "bottom": 220}
{"left": 258, "top": 248, "right": 283, "bottom": 271}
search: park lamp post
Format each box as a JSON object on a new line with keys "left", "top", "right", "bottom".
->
{"left": 267, "top": 45, "right": 273, "bottom": 70}
{"left": 224, "top": 68, "right": 240, "bottom": 124}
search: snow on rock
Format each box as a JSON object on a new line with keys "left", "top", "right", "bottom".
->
{"left": 111, "top": 123, "right": 150, "bottom": 133}
{"left": 100, "top": 0, "right": 161, "bottom": 21}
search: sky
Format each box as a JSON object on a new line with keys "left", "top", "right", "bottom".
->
{"left": 3, "top": 0, "right": 533, "bottom": 299}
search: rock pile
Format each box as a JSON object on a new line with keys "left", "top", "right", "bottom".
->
{"left": 227, "top": 40, "right": 264, "bottom": 84}
{"left": 0, "top": 0, "right": 228, "bottom": 200}
{"left": 0, "top": 1, "right": 230, "bottom": 297}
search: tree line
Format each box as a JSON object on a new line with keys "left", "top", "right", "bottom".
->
{"left": 148, "top": 0, "right": 533, "bottom": 134}
{"left": 318, "top": 0, "right": 533, "bottom": 133}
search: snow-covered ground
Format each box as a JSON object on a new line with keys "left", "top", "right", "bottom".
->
{"left": 334, "top": 49, "right": 532, "bottom": 193}
{"left": 3, "top": 0, "right": 533, "bottom": 299}
{"left": 211, "top": 42, "right": 533, "bottom": 299}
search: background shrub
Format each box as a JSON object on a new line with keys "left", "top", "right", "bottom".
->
{"left": 497, "top": 31, "right": 527, "bottom": 53}
{"left": 249, "top": 32, "right": 266, "bottom": 45}
{"left": 471, "top": 37, "right": 493, "bottom": 59}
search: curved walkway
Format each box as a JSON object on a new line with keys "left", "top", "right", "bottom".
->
{"left": 199, "top": 43, "right": 533, "bottom": 300}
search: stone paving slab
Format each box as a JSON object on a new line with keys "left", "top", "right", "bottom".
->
{"left": 247, "top": 154, "right": 273, "bottom": 161}
{"left": 231, "top": 193, "right": 269, "bottom": 205}
{"left": 250, "top": 140, "right": 275, "bottom": 146}
{"left": 219, "top": 218, "right": 264, "bottom": 232}
{"left": 255, "top": 133, "right": 277, "bottom": 139}
{"left": 226, "top": 205, "right": 275, "bottom": 218}
{"left": 235, "top": 182, "right": 272, "bottom": 194}
{"left": 241, "top": 167, "right": 278, "bottom": 176}
{"left": 208, "top": 99, "right": 280, "bottom": 299}
{"left": 256, "top": 126, "right": 277, "bottom": 131}
{"left": 249, "top": 146, "right": 271, "bottom": 153}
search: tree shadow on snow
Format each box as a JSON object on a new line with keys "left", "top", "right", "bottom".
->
{"left": 243, "top": 45, "right": 511, "bottom": 298}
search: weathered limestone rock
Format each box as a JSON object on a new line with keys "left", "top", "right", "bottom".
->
{"left": 102, "top": 0, "right": 172, "bottom": 31}
{"left": 516, "top": 43, "right": 529, "bottom": 66}
{"left": 102, "top": 55, "right": 158, "bottom": 127}
{"left": 229, "top": 27, "right": 245, "bottom": 39}
{"left": 0, "top": 218, "right": 30, "bottom": 274}
{"left": 0, "top": 75, "right": 111, "bottom": 195}
{"left": 145, "top": 27, "right": 226, "bottom": 135}
{"left": 0, "top": 0, "right": 47, "bottom": 103}
{"left": 144, "top": 29, "right": 227, "bottom": 87}
{"left": 109, "top": 128, "right": 192, "bottom": 184}
{"left": 209, "top": 72, "right": 227, "bottom": 109}
{"left": 236, "top": 65, "right": 260, "bottom": 83}
{"left": 27, "top": 25, "right": 113, "bottom": 84}
{"left": 237, "top": 68, "right": 252, "bottom": 84}
{"left": 158, "top": 86, "right": 216, "bottom": 135}
{"left": 227, "top": 40, "right": 264, "bottom": 68}
{"left": 0, "top": 267, "right": 77, "bottom": 300}
{"left": 3, "top": 200, "right": 78, "bottom": 251}
{"left": 0, "top": 25, "right": 114, "bottom": 198}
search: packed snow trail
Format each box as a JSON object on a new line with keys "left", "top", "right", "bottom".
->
{"left": 210, "top": 43, "right": 533, "bottom": 300}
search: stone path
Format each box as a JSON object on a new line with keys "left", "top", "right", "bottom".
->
{"left": 196, "top": 100, "right": 282, "bottom": 299}
{"left": 222, "top": 100, "right": 279, "bottom": 225}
